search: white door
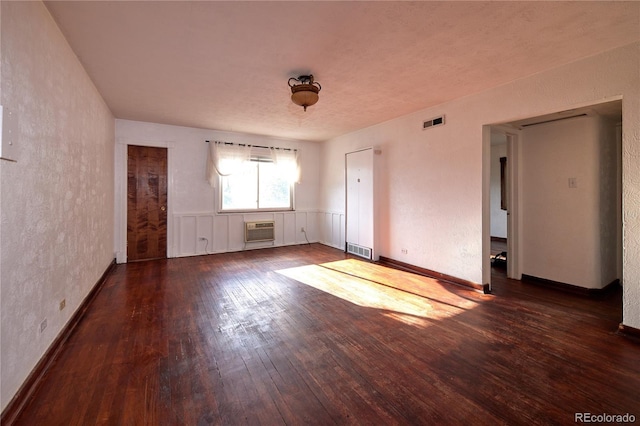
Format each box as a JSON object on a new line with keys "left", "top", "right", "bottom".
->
{"left": 346, "top": 149, "right": 374, "bottom": 257}
{"left": 506, "top": 133, "right": 521, "bottom": 280}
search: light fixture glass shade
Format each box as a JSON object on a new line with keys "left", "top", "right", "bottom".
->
{"left": 288, "top": 75, "right": 321, "bottom": 111}
{"left": 291, "top": 85, "right": 319, "bottom": 110}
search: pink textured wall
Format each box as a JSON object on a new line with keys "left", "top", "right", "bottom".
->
{"left": 320, "top": 43, "right": 640, "bottom": 327}
{"left": 0, "top": 2, "right": 114, "bottom": 411}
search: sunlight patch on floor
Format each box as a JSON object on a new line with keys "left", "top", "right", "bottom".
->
{"left": 321, "top": 259, "right": 480, "bottom": 309}
{"left": 276, "top": 259, "right": 480, "bottom": 326}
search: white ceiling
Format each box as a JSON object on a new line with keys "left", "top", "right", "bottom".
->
{"left": 45, "top": 1, "right": 639, "bottom": 142}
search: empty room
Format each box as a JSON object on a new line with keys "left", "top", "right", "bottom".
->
{"left": 1, "top": 1, "right": 639, "bottom": 424}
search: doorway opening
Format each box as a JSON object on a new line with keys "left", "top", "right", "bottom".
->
{"left": 484, "top": 99, "right": 622, "bottom": 295}
{"left": 489, "top": 130, "right": 509, "bottom": 272}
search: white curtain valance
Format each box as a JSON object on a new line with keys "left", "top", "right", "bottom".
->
{"left": 271, "top": 148, "right": 301, "bottom": 184}
{"left": 206, "top": 140, "right": 300, "bottom": 187}
{"left": 206, "top": 141, "right": 252, "bottom": 187}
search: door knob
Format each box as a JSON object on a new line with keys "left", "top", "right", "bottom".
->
{"left": 160, "top": 206, "right": 166, "bottom": 212}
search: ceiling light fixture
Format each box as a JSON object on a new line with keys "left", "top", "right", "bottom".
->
{"left": 288, "top": 75, "right": 321, "bottom": 111}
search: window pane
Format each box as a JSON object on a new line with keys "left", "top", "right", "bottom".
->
{"left": 258, "top": 162, "right": 291, "bottom": 209}
{"left": 221, "top": 161, "right": 257, "bottom": 210}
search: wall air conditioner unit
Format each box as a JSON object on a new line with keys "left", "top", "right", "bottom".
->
{"left": 245, "top": 221, "right": 275, "bottom": 243}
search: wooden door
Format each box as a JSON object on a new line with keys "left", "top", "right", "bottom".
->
{"left": 127, "top": 145, "right": 168, "bottom": 261}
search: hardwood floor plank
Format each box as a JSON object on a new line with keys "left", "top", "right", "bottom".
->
{"left": 8, "top": 244, "right": 639, "bottom": 425}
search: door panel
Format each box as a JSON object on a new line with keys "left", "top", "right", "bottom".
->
{"left": 127, "top": 145, "right": 168, "bottom": 261}
{"left": 346, "top": 149, "right": 374, "bottom": 249}
{"left": 506, "top": 133, "right": 520, "bottom": 279}
{"left": 357, "top": 154, "right": 374, "bottom": 248}
{"left": 346, "top": 152, "right": 361, "bottom": 244}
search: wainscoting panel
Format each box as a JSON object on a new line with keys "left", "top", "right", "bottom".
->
{"left": 172, "top": 210, "right": 339, "bottom": 258}
{"left": 295, "top": 212, "right": 309, "bottom": 245}
{"left": 317, "top": 211, "right": 345, "bottom": 250}
{"left": 273, "top": 213, "right": 284, "bottom": 245}
{"left": 179, "top": 216, "right": 197, "bottom": 255}
{"left": 322, "top": 213, "right": 332, "bottom": 247}
{"left": 283, "top": 214, "right": 297, "bottom": 245}
{"left": 196, "top": 215, "right": 213, "bottom": 253}
{"left": 213, "top": 215, "right": 228, "bottom": 253}
{"left": 333, "top": 213, "right": 344, "bottom": 249}
{"left": 228, "top": 215, "right": 245, "bottom": 252}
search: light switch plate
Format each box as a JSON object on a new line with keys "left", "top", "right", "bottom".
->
{"left": 0, "top": 105, "right": 18, "bottom": 161}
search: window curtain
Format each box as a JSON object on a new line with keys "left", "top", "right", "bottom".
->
{"left": 206, "top": 141, "right": 252, "bottom": 187}
{"left": 271, "top": 148, "right": 301, "bottom": 184}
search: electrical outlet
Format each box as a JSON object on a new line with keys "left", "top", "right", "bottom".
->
{"left": 40, "top": 319, "right": 47, "bottom": 333}
{"left": 401, "top": 248, "right": 408, "bottom": 254}
{"left": 59, "top": 299, "right": 66, "bottom": 311}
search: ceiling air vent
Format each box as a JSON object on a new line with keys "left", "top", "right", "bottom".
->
{"left": 423, "top": 115, "right": 445, "bottom": 130}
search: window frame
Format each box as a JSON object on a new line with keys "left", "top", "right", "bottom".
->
{"left": 217, "top": 157, "right": 295, "bottom": 214}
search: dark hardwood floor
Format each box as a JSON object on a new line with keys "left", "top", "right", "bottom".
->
{"left": 10, "top": 244, "right": 639, "bottom": 425}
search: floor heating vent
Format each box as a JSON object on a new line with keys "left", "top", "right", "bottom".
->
{"left": 347, "top": 243, "right": 372, "bottom": 259}
{"left": 245, "top": 221, "right": 275, "bottom": 243}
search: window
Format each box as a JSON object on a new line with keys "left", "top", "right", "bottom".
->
{"left": 220, "top": 157, "right": 294, "bottom": 212}
{"left": 207, "top": 141, "right": 298, "bottom": 213}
